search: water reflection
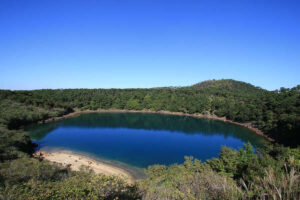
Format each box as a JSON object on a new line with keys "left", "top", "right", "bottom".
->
{"left": 26, "top": 113, "right": 267, "bottom": 168}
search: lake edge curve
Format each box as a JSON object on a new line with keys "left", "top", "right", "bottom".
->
{"left": 35, "top": 109, "right": 273, "bottom": 141}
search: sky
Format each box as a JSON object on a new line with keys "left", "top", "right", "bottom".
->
{"left": 0, "top": 0, "right": 299, "bottom": 90}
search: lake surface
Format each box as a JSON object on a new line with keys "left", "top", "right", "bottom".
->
{"left": 26, "top": 112, "right": 267, "bottom": 168}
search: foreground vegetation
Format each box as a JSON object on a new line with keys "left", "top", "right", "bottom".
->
{"left": 0, "top": 79, "right": 300, "bottom": 199}
{"left": 140, "top": 144, "right": 300, "bottom": 199}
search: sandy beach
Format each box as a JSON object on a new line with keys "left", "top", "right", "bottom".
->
{"left": 35, "top": 151, "right": 135, "bottom": 183}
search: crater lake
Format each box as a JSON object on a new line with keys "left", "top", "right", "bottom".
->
{"left": 26, "top": 112, "right": 267, "bottom": 169}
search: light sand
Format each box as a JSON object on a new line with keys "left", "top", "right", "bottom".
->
{"left": 35, "top": 151, "right": 135, "bottom": 183}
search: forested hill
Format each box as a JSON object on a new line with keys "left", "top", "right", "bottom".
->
{"left": 191, "top": 79, "right": 265, "bottom": 94}
{"left": 0, "top": 79, "right": 299, "bottom": 146}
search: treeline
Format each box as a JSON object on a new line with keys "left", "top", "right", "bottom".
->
{"left": 0, "top": 79, "right": 300, "bottom": 199}
{"left": 1, "top": 79, "right": 299, "bottom": 146}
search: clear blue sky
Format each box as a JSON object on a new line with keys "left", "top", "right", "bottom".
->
{"left": 0, "top": 0, "right": 299, "bottom": 90}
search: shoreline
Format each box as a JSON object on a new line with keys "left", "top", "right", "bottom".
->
{"left": 37, "top": 109, "right": 273, "bottom": 141}
{"left": 34, "top": 150, "right": 136, "bottom": 184}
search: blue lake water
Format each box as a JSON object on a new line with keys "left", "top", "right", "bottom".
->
{"left": 26, "top": 112, "right": 267, "bottom": 169}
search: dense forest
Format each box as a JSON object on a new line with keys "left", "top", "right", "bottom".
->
{"left": 1, "top": 79, "right": 300, "bottom": 199}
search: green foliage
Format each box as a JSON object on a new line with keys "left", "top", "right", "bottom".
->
{"left": 0, "top": 159, "right": 139, "bottom": 200}
{"left": 207, "top": 144, "right": 257, "bottom": 181}
{"left": 0, "top": 126, "right": 33, "bottom": 161}
{"left": 0, "top": 99, "right": 69, "bottom": 129}
{"left": 140, "top": 145, "right": 300, "bottom": 200}
{"left": 140, "top": 158, "right": 242, "bottom": 200}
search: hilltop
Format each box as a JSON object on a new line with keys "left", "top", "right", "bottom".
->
{"left": 192, "top": 79, "right": 264, "bottom": 92}
{"left": 188, "top": 79, "right": 269, "bottom": 100}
